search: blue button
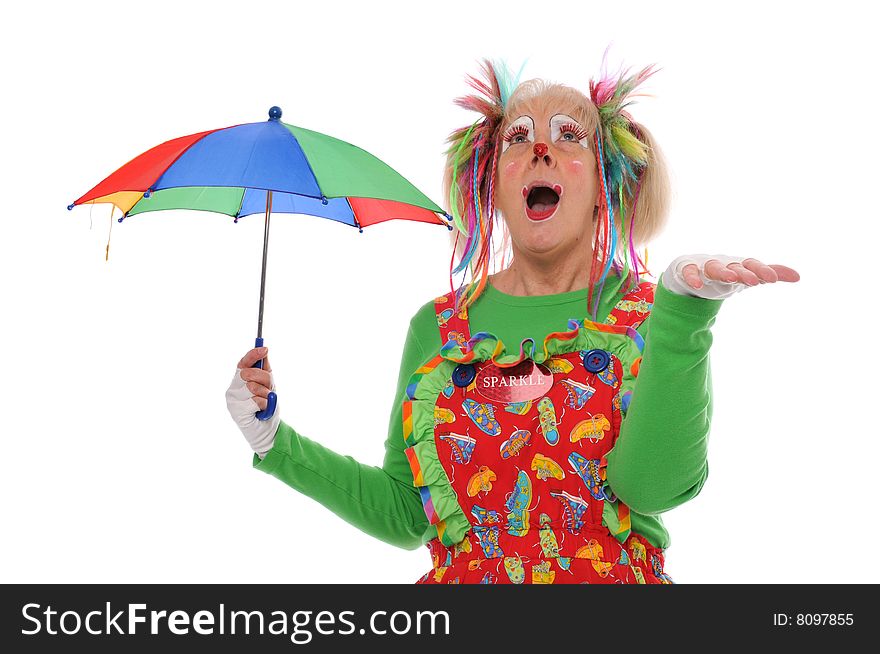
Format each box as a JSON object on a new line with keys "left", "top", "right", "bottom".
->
{"left": 452, "top": 364, "right": 477, "bottom": 387}
{"left": 582, "top": 349, "right": 610, "bottom": 373}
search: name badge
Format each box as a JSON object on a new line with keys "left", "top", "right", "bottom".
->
{"left": 475, "top": 360, "right": 554, "bottom": 403}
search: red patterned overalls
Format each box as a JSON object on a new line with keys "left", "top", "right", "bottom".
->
{"left": 403, "top": 281, "right": 673, "bottom": 584}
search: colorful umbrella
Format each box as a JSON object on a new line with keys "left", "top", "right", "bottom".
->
{"left": 68, "top": 106, "right": 452, "bottom": 420}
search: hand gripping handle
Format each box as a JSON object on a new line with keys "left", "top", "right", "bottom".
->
{"left": 252, "top": 337, "right": 277, "bottom": 421}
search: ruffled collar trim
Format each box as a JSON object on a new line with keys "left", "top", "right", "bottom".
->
{"left": 440, "top": 317, "right": 644, "bottom": 368}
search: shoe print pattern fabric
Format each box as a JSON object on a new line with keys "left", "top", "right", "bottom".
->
{"left": 403, "top": 281, "right": 673, "bottom": 584}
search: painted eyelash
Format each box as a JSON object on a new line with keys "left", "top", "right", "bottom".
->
{"left": 502, "top": 124, "right": 530, "bottom": 142}
{"left": 559, "top": 123, "right": 590, "bottom": 141}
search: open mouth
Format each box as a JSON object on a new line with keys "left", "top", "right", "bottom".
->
{"left": 523, "top": 183, "right": 562, "bottom": 221}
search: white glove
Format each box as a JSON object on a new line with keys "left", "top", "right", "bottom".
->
{"left": 225, "top": 368, "right": 280, "bottom": 459}
{"left": 661, "top": 254, "right": 748, "bottom": 300}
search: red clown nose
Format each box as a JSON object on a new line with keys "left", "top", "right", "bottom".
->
{"left": 533, "top": 142, "right": 548, "bottom": 157}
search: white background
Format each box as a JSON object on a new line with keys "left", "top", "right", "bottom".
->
{"left": 2, "top": 0, "right": 877, "bottom": 584}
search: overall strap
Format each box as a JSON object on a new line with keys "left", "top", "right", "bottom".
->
{"left": 605, "top": 280, "right": 656, "bottom": 330}
{"left": 434, "top": 288, "right": 472, "bottom": 349}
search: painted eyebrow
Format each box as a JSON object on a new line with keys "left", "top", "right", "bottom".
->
{"left": 505, "top": 115, "right": 535, "bottom": 129}
{"left": 550, "top": 113, "right": 583, "bottom": 125}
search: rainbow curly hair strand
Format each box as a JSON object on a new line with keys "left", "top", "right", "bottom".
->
{"left": 588, "top": 62, "right": 658, "bottom": 317}
{"left": 444, "top": 59, "right": 524, "bottom": 312}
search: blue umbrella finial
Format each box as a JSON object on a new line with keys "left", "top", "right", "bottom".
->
{"left": 269, "top": 106, "right": 282, "bottom": 121}
{"left": 67, "top": 203, "right": 75, "bottom": 210}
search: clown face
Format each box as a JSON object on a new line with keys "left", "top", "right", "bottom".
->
{"left": 495, "top": 101, "right": 601, "bottom": 259}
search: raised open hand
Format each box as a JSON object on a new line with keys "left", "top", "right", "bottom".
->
{"left": 662, "top": 254, "right": 800, "bottom": 300}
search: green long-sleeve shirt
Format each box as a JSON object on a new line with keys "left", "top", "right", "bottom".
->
{"left": 253, "top": 272, "right": 723, "bottom": 551}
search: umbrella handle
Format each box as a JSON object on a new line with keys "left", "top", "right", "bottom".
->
{"left": 252, "top": 337, "right": 278, "bottom": 421}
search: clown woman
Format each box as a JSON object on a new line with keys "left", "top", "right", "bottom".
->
{"left": 226, "top": 58, "right": 799, "bottom": 584}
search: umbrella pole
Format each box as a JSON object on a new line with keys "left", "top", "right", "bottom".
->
{"left": 253, "top": 190, "right": 277, "bottom": 421}
{"left": 257, "top": 190, "right": 273, "bottom": 340}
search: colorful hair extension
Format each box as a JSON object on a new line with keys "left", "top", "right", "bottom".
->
{"left": 586, "top": 58, "right": 658, "bottom": 318}
{"left": 444, "top": 58, "right": 524, "bottom": 313}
